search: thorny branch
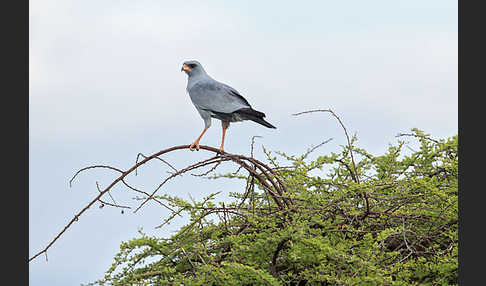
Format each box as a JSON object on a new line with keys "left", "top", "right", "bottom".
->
{"left": 29, "top": 145, "right": 289, "bottom": 262}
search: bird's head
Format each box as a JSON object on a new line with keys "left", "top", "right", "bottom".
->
{"left": 181, "top": 60, "right": 205, "bottom": 77}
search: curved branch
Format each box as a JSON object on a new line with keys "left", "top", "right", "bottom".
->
{"left": 29, "top": 145, "right": 288, "bottom": 263}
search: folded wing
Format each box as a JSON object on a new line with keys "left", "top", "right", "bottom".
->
{"left": 188, "top": 80, "right": 251, "bottom": 114}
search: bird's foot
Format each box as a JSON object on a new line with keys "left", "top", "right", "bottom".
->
{"left": 189, "top": 142, "right": 200, "bottom": 151}
{"left": 218, "top": 146, "right": 225, "bottom": 154}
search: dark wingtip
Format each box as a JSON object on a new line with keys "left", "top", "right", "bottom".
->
{"left": 261, "top": 119, "right": 276, "bottom": 129}
{"left": 234, "top": 108, "right": 277, "bottom": 129}
{"left": 263, "top": 121, "right": 277, "bottom": 129}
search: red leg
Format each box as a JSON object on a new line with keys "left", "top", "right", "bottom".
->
{"left": 219, "top": 125, "right": 227, "bottom": 152}
{"left": 190, "top": 128, "right": 208, "bottom": 151}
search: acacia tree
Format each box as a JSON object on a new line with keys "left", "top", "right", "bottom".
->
{"left": 30, "top": 111, "right": 458, "bottom": 285}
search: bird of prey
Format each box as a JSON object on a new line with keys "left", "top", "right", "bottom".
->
{"left": 182, "top": 60, "right": 276, "bottom": 152}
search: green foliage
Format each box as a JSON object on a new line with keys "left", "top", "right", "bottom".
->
{"left": 91, "top": 129, "right": 457, "bottom": 285}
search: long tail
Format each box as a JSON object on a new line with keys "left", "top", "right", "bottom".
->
{"left": 235, "top": 108, "right": 277, "bottom": 129}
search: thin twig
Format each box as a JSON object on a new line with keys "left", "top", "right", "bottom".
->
{"left": 396, "top": 132, "right": 440, "bottom": 144}
{"left": 121, "top": 179, "right": 179, "bottom": 215}
{"left": 250, "top": 135, "right": 262, "bottom": 158}
{"left": 302, "top": 138, "right": 333, "bottom": 159}
{"left": 69, "top": 165, "right": 124, "bottom": 187}
{"left": 293, "top": 109, "right": 359, "bottom": 184}
{"left": 135, "top": 153, "right": 178, "bottom": 175}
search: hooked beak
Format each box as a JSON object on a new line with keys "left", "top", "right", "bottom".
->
{"left": 181, "top": 64, "right": 191, "bottom": 72}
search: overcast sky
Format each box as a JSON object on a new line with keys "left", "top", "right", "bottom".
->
{"left": 29, "top": 1, "right": 457, "bottom": 285}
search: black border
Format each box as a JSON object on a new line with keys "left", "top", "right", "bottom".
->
{"left": 2, "top": 0, "right": 28, "bottom": 285}
{"left": 458, "top": 0, "right": 482, "bottom": 285}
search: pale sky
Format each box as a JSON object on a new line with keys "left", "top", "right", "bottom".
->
{"left": 29, "top": 1, "right": 457, "bottom": 285}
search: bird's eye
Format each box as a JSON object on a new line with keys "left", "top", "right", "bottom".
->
{"left": 188, "top": 64, "right": 197, "bottom": 68}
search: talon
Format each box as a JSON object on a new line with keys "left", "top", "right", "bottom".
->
{"left": 189, "top": 142, "right": 200, "bottom": 151}
{"left": 190, "top": 128, "right": 207, "bottom": 152}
